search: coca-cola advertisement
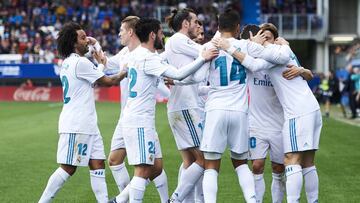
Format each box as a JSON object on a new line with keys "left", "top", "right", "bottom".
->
{"left": 0, "top": 86, "right": 168, "bottom": 102}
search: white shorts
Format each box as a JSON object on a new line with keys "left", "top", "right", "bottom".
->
{"left": 122, "top": 127, "right": 161, "bottom": 165}
{"left": 283, "top": 110, "right": 322, "bottom": 153}
{"left": 200, "top": 110, "right": 249, "bottom": 155}
{"left": 110, "top": 120, "right": 125, "bottom": 151}
{"left": 248, "top": 130, "right": 284, "bottom": 164}
{"left": 57, "top": 133, "right": 106, "bottom": 167}
{"left": 168, "top": 108, "right": 204, "bottom": 150}
{"left": 111, "top": 122, "right": 162, "bottom": 159}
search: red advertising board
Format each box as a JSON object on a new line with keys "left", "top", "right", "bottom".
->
{"left": 0, "top": 86, "right": 168, "bottom": 102}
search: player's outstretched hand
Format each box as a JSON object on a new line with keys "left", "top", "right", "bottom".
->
{"left": 202, "top": 48, "right": 219, "bottom": 61}
{"left": 164, "top": 77, "right": 175, "bottom": 86}
{"left": 275, "top": 37, "right": 289, "bottom": 46}
{"left": 282, "top": 64, "right": 304, "bottom": 80}
{"left": 93, "top": 50, "right": 107, "bottom": 65}
{"left": 250, "top": 30, "right": 266, "bottom": 45}
{"left": 212, "top": 37, "right": 230, "bottom": 50}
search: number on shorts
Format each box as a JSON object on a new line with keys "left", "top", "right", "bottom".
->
{"left": 78, "top": 143, "right": 88, "bottom": 156}
{"left": 148, "top": 141, "right": 155, "bottom": 154}
{"left": 61, "top": 76, "right": 71, "bottom": 104}
{"left": 129, "top": 68, "right": 137, "bottom": 98}
{"left": 249, "top": 137, "right": 256, "bottom": 148}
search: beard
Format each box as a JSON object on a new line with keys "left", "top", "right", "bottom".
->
{"left": 76, "top": 44, "right": 89, "bottom": 56}
{"left": 154, "top": 37, "right": 164, "bottom": 50}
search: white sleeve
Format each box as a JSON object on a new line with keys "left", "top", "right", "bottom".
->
{"left": 246, "top": 41, "right": 265, "bottom": 58}
{"left": 161, "top": 56, "right": 206, "bottom": 80}
{"left": 143, "top": 55, "right": 170, "bottom": 77}
{"left": 76, "top": 58, "right": 105, "bottom": 84}
{"left": 241, "top": 54, "right": 275, "bottom": 72}
{"left": 171, "top": 38, "right": 202, "bottom": 58}
{"left": 173, "top": 62, "right": 209, "bottom": 85}
{"left": 259, "top": 44, "right": 291, "bottom": 65}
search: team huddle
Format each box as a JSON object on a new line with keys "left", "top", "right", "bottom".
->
{"left": 38, "top": 8, "right": 322, "bottom": 203}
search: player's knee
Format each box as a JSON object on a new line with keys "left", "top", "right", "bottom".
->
{"left": 284, "top": 152, "right": 302, "bottom": 165}
{"left": 252, "top": 161, "right": 265, "bottom": 174}
{"left": 108, "top": 149, "right": 126, "bottom": 166}
{"left": 89, "top": 159, "right": 105, "bottom": 170}
{"left": 271, "top": 162, "right": 285, "bottom": 173}
{"left": 60, "top": 164, "right": 77, "bottom": 176}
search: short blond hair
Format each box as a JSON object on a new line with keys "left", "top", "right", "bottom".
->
{"left": 121, "top": 16, "right": 140, "bottom": 30}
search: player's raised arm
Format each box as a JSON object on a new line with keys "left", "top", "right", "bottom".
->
{"left": 212, "top": 37, "right": 273, "bottom": 72}
{"left": 147, "top": 48, "right": 217, "bottom": 81}
{"left": 93, "top": 50, "right": 127, "bottom": 86}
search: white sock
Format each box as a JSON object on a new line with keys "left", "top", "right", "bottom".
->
{"left": 178, "top": 163, "right": 184, "bottom": 184}
{"left": 90, "top": 169, "right": 108, "bottom": 203}
{"left": 271, "top": 173, "right": 285, "bottom": 203}
{"left": 129, "top": 176, "right": 147, "bottom": 203}
{"left": 202, "top": 169, "right": 218, "bottom": 203}
{"left": 302, "top": 166, "right": 318, "bottom": 203}
{"left": 110, "top": 163, "right": 130, "bottom": 192}
{"left": 115, "top": 184, "right": 130, "bottom": 203}
{"left": 153, "top": 170, "right": 169, "bottom": 203}
{"left": 115, "top": 179, "right": 150, "bottom": 203}
{"left": 195, "top": 174, "right": 204, "bottom": 203}
{"left": 171, "top": 162, "right": 204, "bottom": 201}
{"left": 253, "top": 173, "right": 265, "bottom": 203}
{"left": 183, "top": 189, "right": 195, "bottom": 203}
{"left": 285, "top": 165, "right": 303, "bottom": 203}
{"left": 235, "top": 164, "right": 256, "bottom": 203}
{"left": 39, "top": 167, "right": 70, "bottom": 203}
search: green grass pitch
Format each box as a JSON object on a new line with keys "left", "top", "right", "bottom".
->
{"left": 0, "top": 101, "right": 359, "bottom": 202}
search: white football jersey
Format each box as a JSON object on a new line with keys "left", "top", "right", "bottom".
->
{"left": 107, "top": 47, "right": 130, "bottom": 111}
{"left": 248, "top": 71, "right": 284, "bottom": 133}
{"left": 163, "top": 32, "right": 203, "bottom": 112}
{"left": 205, "top": 38, "right": 252, "bottom": 112}
{"left": 120, "top": 46, "right": 169, "bottom": 128}
{"left": 58, "top": 53, "right": 104, "bottom": 134}
{"left": 243, "top": 45, "right": 320, "bottom": 119}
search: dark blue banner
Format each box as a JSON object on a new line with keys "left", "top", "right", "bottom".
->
{"left": 241, "top": 0, "right": 261, "bottom": 25}
{"left": 0, "top": 64, "right": 59, "bottom": 79}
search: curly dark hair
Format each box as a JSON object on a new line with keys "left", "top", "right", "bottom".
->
{"left": 57, "top": 22, "right": 82, "bottom": 58}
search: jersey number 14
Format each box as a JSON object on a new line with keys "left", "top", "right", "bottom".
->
{"left": 215, "top": 56, "right": 246, "bottom": 86}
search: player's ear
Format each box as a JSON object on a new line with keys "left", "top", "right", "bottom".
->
{"left": 182, "top": 19, "right": 189, "bottom": 29}
{"left": 150, "top": 32, "right": 156, "bottom": 40}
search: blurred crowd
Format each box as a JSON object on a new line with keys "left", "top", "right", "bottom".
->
{"left": 0, "top": 0, "right": 240, "bottom": 63}
{"left": 0, "top": 0, "right": 322, "bottom": 64}
{"left": 310, "top": 43, "right": 360, "bottom": 119}
{"left": 260, "top": 0, "right": 317, "bottom": 14}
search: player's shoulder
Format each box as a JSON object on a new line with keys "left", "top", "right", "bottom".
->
{"left": 171, "top": 32, "right": 199, "bottom": 47}
{"left": 203, "top": 41, "right": 216, "bottom": 50}
{"left": 118, "top": 46, "right": 130, "bottom": 56}
{"left": 77, "top": 55, "right": 93, "bottom": 66}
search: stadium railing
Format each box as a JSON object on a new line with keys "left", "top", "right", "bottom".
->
{"left": 260, "top": 14, "right": 325, "bottom": 40}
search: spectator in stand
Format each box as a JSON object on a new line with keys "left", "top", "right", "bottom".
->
{"left": 0, "top": 0, "right": 235, "bottom": 62}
